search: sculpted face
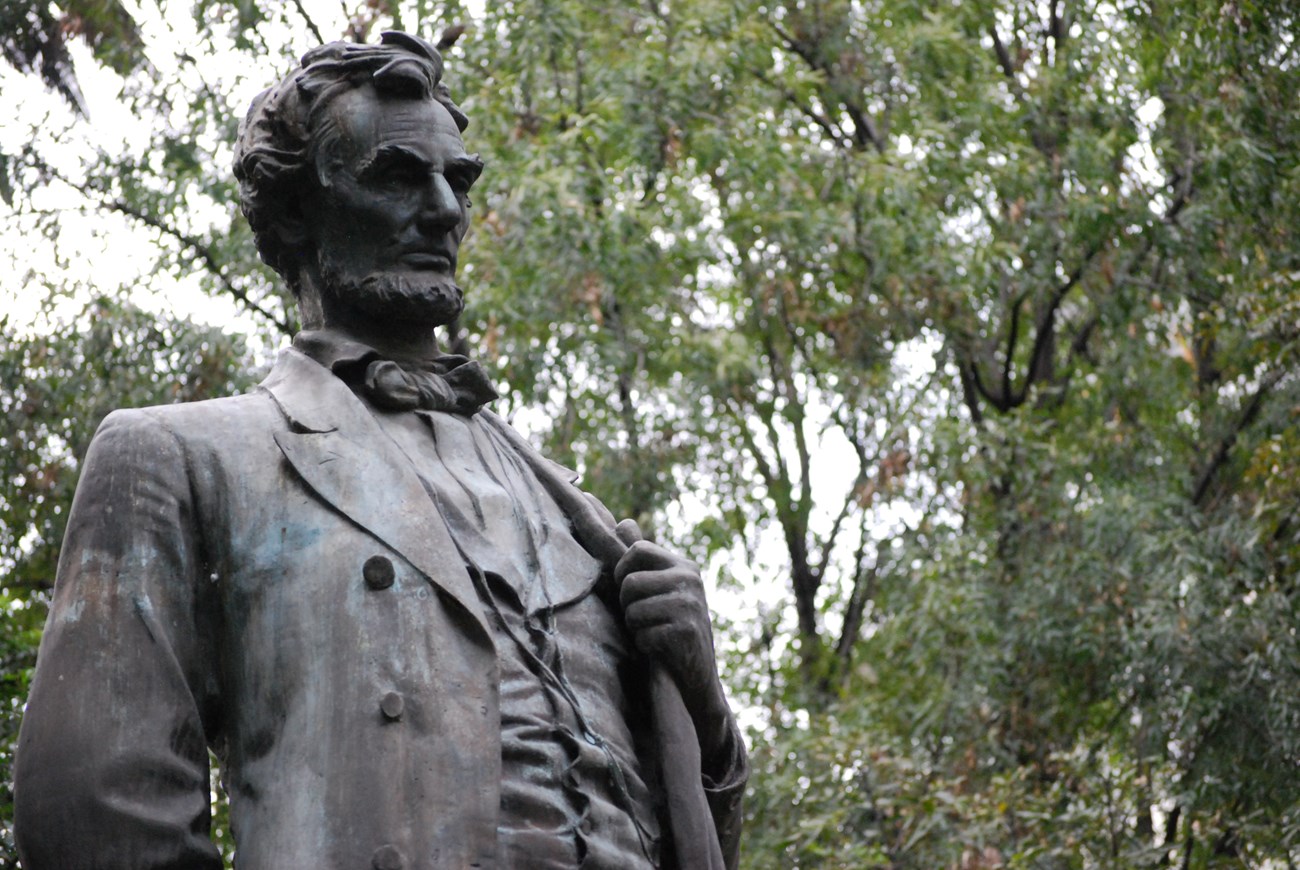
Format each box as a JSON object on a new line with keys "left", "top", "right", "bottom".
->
{"left": 305, "top": 84, "right": 483, "bottom": 331}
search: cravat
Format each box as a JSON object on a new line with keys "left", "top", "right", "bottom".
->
{"left": 362, "top": 355, "right": 499, "bottom": 414}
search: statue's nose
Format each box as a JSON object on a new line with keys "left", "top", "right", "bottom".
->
{"left": 417, "top": 173, "right": 462, "bottom": 230}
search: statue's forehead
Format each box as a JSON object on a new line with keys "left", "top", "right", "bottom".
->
{"left": 327, "top": 87, "right": 464, "bottom": 165}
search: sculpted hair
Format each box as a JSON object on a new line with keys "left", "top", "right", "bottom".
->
{"left": 232, "top": 31, "right": 469, "bottom": 292}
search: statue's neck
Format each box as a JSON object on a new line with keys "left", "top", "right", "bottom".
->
{"left": 321, "top": 317, "right": 443, "bottom": 364}
{"left": 295, "top": 272, "right": 447, "bottom": 363}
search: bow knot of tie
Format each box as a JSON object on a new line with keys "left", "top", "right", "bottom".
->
{"left": 363, "top": 356, "right": 498, "bottom": 414}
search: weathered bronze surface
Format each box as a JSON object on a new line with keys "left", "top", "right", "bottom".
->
{"left": 14, "top": 31, "right": 746, "bottom": 870}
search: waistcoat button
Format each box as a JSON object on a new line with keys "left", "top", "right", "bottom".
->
{"left": 380, "top": 691, "right": 405, "bottom": 721}
{"left": 372, "top": 844, "right": 404, "bottom": 870}
{"left": 363, "top": 555, "right": 395, "bottom": 590}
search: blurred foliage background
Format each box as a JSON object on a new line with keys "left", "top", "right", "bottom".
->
{"left": 2, "top": 0, "right": 1299, "bottom": 866}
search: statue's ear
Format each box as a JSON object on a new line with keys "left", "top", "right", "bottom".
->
{"left": 275, "top": 160, "right": 334, "bottom": 247}
{"left": 271, "top": 195, "right": 311, "bottom": 247}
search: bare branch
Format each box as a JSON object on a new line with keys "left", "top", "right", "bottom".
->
{"left": 956, "top": 357, "right": 986, "bottom": 424}
{"left": 1058, "top": 310, "right": 1100, "bottom": 375}
{"left": 989, "top": 25, "right": 1020, "bottom": 82}
{"left": 599, "top": 290, "right": 650, "bottom": 519}
{"left": 1007, "top": 237, "right": 1104, "bottom": 407}
{"left": 109, "top": 200, "right": 295, "bottom": 335}
{"left": 765, "top": 18, "right": 886, "bottom": 154}
{"left": 966, "top": 348, "right": 1013, "bottom": 412}
{"left": 770, "top": 293, "right": 812, "bottom": 511}
{"left": 750, "top": 67, "right": 851, "bottom": 149}
{"left": 817, "top": 471, "right": 865, "bottom": 578}
{"left": 291, "top": 0, "right": 326, "bottom": 44}
{"left": 835, "top": 530, "right": 876, "bottom": 664}
{"left": 1002, "top": 290, "right": 1027, "bottom": 402}
{"left": 723, "top": 395, "right": 780, "bottom": 493}
{"left": 842, "top": 102, "right": 886, "bottom": 155}
{"left": 1191, "top": 367, "right": 1287, "bottom": 506}
{"left": 1048, "top": 0, "right": 1064, "bottom": 47}
{"left": 33, "top": 159, "right": 296, "bottom": 334}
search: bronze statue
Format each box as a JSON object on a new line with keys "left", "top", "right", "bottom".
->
{"left": 14, "top": 31, "right": 745, "bottom": 870}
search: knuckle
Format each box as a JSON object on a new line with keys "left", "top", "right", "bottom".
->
{"left": 621, "top": 578, "right": 645, "bottom": 601}
{"left": 628, "top": 539, "right": 656, "bottom": 557}
{"left": 618, "top": 570, "right": 647, "bottom": 601}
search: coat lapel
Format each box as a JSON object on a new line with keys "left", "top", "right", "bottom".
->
{"left": 260, "top": 348, "right": 491, "bottom": 644}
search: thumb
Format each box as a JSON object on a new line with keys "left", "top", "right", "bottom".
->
{"left": 615, "top": 518, "right": 644, "bottom": 547}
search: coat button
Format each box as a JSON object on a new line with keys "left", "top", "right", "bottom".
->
{"left": 372, "top": 844, "right": 404, "bottom": 870}
{"left": 363, "top": 555, "right": 395, "bottom": 590}
{"left": 380, "top": 692, "right": 405, "bottom": 721}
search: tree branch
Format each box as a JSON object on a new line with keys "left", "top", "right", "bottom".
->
{"left": 835, "top": 529, "right": 876, "bottom": 666}
{"left": 748, "top": 287, "right": 800, "bottom": 515}
{"left": 957, "top": 356, "right": 987, "bottom": 424}
{"left": 771, "top": 289, "right": 813, "bottom": 512}
{"left": 766, "top": 18, "right": 886, "bottom": 154}
{"left": 966, "top": 348, "right": 1012, "bottom": 412}
{"left": 750, "top": 67, "right": 851, "bottom": 149}
{"left": 1008, "top": 241, "right": 1102, "bottom": 407}
{"left": 1191, "top": 367, "right": 1286, "bottom": 506}
{"left": 1002, "top": 290, "right": 1027, "bottom": 402}
{"left": 108, "top": 200, "right": 296, "bottom": 335}
{"left": 35, "top": 159, "right": 295, "bottom": 334}
{"left": 988, "top": 25, "right": 1021, "bottom": 84}
{"left": 817, "top": 471, "right": 865, "bottom": 579}
{"left": 724, "top": 395, "right": 780, "bottom": 493}
{"left": 291, "top": 0, "right": 325, "bottom": 43}
{"left": 1048, "top": 0, "right": 1064, "bottom": 47}
{"left": 842, "top": 101, "right": 887, "bottom": 155}
{"left": 600, "top": 289, "right": 650, "bottom": 519}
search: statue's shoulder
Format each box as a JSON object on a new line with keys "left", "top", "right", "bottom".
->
{"left": 98, "top": 345, "right": 326, "bottom": 445}
{"left": 94, "top": 388, "right": 284, "bottom": 453}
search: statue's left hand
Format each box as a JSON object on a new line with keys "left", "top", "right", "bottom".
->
{"left": 614, "top": 523, "right": 732, "bottom": 759}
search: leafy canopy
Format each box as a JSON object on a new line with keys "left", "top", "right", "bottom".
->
{"left": 2, "top": 1, "right": 1299, "bottom": 866}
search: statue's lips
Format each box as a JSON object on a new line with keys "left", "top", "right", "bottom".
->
{"left": 397, "top": 252, "right": 453, "bottom": 271}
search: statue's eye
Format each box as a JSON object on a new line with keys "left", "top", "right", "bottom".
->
{"left": 362, "top": 154, "right": 425, "bottom": 191}
{"left": 445, "top": 170, "right": 472, "bottom": 194}
{"left": 377, "top": 167, "right": 420, "bottom": 190}
{"left": 444, "top": 158, "right": 483, "bottom": 196}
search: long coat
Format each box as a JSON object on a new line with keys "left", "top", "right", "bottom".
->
{"left": 14, "top": 347, "right": 745, "bottom": 870}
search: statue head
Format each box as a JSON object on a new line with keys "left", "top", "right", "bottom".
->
{"left": 233, "top": 31, "right": 482, "bottom": 331}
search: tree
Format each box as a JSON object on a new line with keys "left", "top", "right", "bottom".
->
{"left": 706, "top": 0, "right": 1300, "bottom": 865}
{"left": 3, "top": 1, "right": 1298, "bottom": 867}
{"left": 0, "top": 0, "right": 145, "bottom": 119}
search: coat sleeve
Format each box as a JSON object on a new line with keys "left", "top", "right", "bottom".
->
{"left": 14, "top": 409, "right": 224, "bottom": 870}
{"left": 703, "top": 716, "right": 749, "bottom": 870}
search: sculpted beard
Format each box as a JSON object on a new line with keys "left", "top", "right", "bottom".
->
{"left": 318, "top": 254, "right": 465, "bottom": 327}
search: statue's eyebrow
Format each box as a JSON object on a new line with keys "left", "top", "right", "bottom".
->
{"left": 445, "top": 154, "right": 485, "bottom": 184}
{"left": 356, "top": 147, "right": 483, "bottom": 185}
{"left": 355, "top": 144, "right": 428, "bottom": 177}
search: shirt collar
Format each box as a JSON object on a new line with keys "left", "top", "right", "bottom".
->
{"left": 293, "top": 328, "right": 384, "bottom": 376}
